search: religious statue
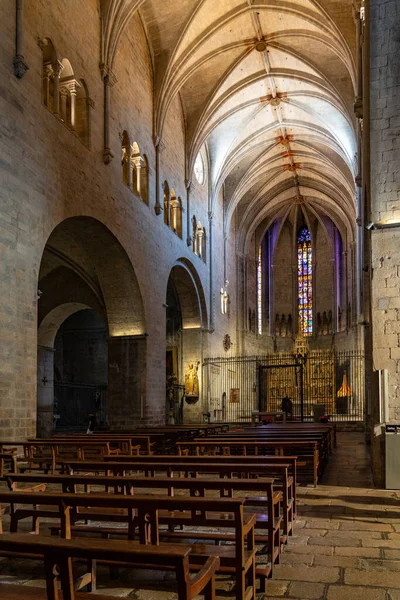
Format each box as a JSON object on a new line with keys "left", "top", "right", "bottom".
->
{"left": 185, "top": 361, "right": 200, "bottom": 397}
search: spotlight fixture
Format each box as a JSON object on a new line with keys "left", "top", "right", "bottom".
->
{"left": 366, "top": 221, "right": 400, "bottom": 231}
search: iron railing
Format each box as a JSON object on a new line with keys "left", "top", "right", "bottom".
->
{"left": 203, "top": 351, "right": 364, "bottom": 422}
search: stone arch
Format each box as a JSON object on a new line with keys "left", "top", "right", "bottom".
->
{"left": 166, "top": 259, "right": 207, "bottom": 424}
{"left": 169, "top": 258, "right": 208, "bottom": 330}
{"left": 39, "top": 216, "right": 145, "bottom": 336}
{"left": 163, "top": 181, "right": 170, "bottom": 226}
{"left": 37, "top": 216, "right": 146, "bottom": 435}
{"left": 121, "top": 130, "right": 131, "bottom": 186}
{"left": 38, "top": 302, "right": 92, "bottom": 348}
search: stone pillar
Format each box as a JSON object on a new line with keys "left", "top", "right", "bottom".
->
{"left": 100, "top": 64, "right": 116, "bottom": 164}
{"left": 67, "top": 80, "right": 80, "bottom": 131}
{"left": 208, "top": 211, "right": 214, "bottom": 331}
{"left": 52, "top": 60, "right": 64, "bottom": 116}
{"left": 43, "top": 64, "right": 53, "bottom": 108}
{"left": 132, "top": 155, "right": 143, "bottom": 196}
{"left": 186, "top": 180, "right": 193, "bottom": 246}
{"left": 60, "top": 87, "right": 68, "bottom": 123}
{"left": 107, "top": 335, "right": 147, "bottom": 429}
{"left": 153, "top": 136, "right": 165, "bottom": 215}
{"left": 36, "top": 345, "right": 55, "bottom": 437}
{"left": 13, "top": 0, "right": 29, "bottom": 78}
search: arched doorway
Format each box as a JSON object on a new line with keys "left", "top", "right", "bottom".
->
{"left": 165, "top": 259, "right": 207, "bottom": 424}
{"left": 53, "top": 309, "right": 108, "bottom": 430}
{"left": 37, "top": 217, "right": 146, "bottom": 436}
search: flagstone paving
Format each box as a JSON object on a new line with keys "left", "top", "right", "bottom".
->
{"left": 1, "top": 432, "right": 400, "bottom": 599}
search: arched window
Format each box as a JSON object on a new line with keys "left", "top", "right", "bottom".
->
{"left": 40, "top": 39, "right": 91, "bottom": 147}
{"left": 131, "top": 142, "right": 141, "bottom": 196}
{"left": 121, "top": 131, "right": 131, "bottom": 186}
{"left": 196, "top": 222, "right": 204, "bottom": 259}
{"left": 257, "top": 245, "right": 262, "bottom": 335}
{"left": 141, "top": 155, "right": 149, "bottom": 205}
{"left": 40, "top": 38, "right": 58, "bottom": 112}
{"left": 297, "top": 227, "right": 313, "bottom": 336}
{"left": 192, "top": 216, "right": 197, "bottom": 253}
{"left": 194, "top": 152, "right": 205, "bottom": 185}
{"left": 163, "top": 182, "right": 170, "bottom": 226}
{"left": 202, "top": 227, "right": 206, "bottom": 263}
{"left": 170, "top": 192, "right": 182, "bottom": 238}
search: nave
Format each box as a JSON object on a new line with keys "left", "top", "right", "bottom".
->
{"left": 0, "top": 429, "right": 398, "bottom": 600}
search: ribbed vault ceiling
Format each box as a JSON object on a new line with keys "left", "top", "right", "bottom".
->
{"left": 102, "top": 0, "right": 358, "bottom": 250}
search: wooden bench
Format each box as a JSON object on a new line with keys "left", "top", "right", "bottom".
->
{"left": 176, "top": 440, "right": 320, "bottom": 486}
{"left": 0, "top": 452, "right": 17, "bottom": 477}
{"left": 0, "top": 533, "right": 219, "bottom": 600}
{"left": 0, "top": 440, "right": 139, "bottom": 475}
{"left": 3, "top": 471, "right": 282, "bottom": 574}
{"left": 61, "top": 458, "right": 290, "bottom": 564}
{"left": 0, "top": 491, "right": 259, "bottom": 599}
{"left": 198, "top": 433, "right": 330, "bottom": 472}
{"left": 51, "top": 434, "right": 155, "bottom": 455}
{"left": 216, "top": 423, "right": 334, "bottom": 454}
{"left": 102, "top": 452, "right": 298, "bottom": 515}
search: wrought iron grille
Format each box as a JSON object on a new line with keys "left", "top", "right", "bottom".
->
{"left": 54, "top": 383, "right": 107, "bottom": 429}
{"left": 203, "top": 351, "right": 365, "bottom": 422}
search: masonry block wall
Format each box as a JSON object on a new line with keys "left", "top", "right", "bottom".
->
{"left": 370, "top": 0, "right": 400, "bottom": 421}
{"left": 0, "top": 0, "right": 238, "bottom": 437}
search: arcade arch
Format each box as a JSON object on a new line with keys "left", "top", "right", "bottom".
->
{"left": 37, "top": 217, "right": 146, "bottom": 436}
{"left": 165, "top": 259, "right": 207, "bottom": 425}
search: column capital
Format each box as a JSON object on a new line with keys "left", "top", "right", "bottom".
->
{"left": 100, "top": 62, "right": 117, "bottom": 86}
{"left": 61, "top": 77, "right": 81, "bottom": 95}
{"left": 131, "top": 154, "right": 144, "bottom": 168}
{"left": 153, "top": 135, "right": 166, "bottom": 152}
{"left": 185, "top": 179, "right": 194, "bottom": 192}
{"left": 14, "top": 55, "right": 29, "bottom": 79}
{"left": 43, "top": 63, "right": 54, "bottom": 78}
{"left": 53, "top": 60, "right": 64, "bottom": 78}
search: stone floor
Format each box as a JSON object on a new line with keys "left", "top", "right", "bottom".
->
{"left": 2, "top": 432, "right": 400, "bottom": 599}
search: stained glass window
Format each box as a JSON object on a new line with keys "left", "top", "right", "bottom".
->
{"left": 297, "top": 227, "right": 312, "bottom": 335}
{"left": 257, "top": 245, "right": 262, "bottom": 335}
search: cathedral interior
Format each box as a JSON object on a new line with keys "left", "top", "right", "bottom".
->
{"left": 0, "top": 0, "right": 400, "bottom": 597}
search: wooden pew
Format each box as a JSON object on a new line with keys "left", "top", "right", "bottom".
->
{"left": 51, "top": 433, "right": 154, "bottom": 455}
{"left": 176, "top": 440, "right": 320, "bottom": 486}
{"left": 0, "top": 491, "right": 260, "bottom": 599}
{"left": 0, "top": 533, "right": 219, "bottom": 600}
{"left": 225, "top": 422, "right": 335, "bottom": 453}
{"left": 208, "top": 427, "right": 332, "bottom": 457}
{"left": 19, "top": 440, "right": 140, "bottom": 473}
{"left": 104, "top": 454, "right": 296, "bottom": 521}
{"left": 3, "top": 471, "right": 282, "bottom": 573}
{"left": 0, "top": 452, "right": 17, "bottom": 477}
{"left": 62, "top": 458, "right": 289, "bottom": 561}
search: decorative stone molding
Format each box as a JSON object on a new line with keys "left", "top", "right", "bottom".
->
{"left": 100, "top": 63, "right": 117, "bottom": 164}
{"left": 153, "top": 136, "right": 166, "bottom": 215}
{"left": 13, "top": 0, "right": 29, "bottom": 78}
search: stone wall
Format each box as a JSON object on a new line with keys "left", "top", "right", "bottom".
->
{"left": 0, "top": 0, "right": 234, "bottom": 437}
{"left": 370, "top": 0, "right": 400, "bottom": 422}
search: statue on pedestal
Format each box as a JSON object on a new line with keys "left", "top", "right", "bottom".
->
{"left": 185, "top": 361, "right": 200, "bottom": 403}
